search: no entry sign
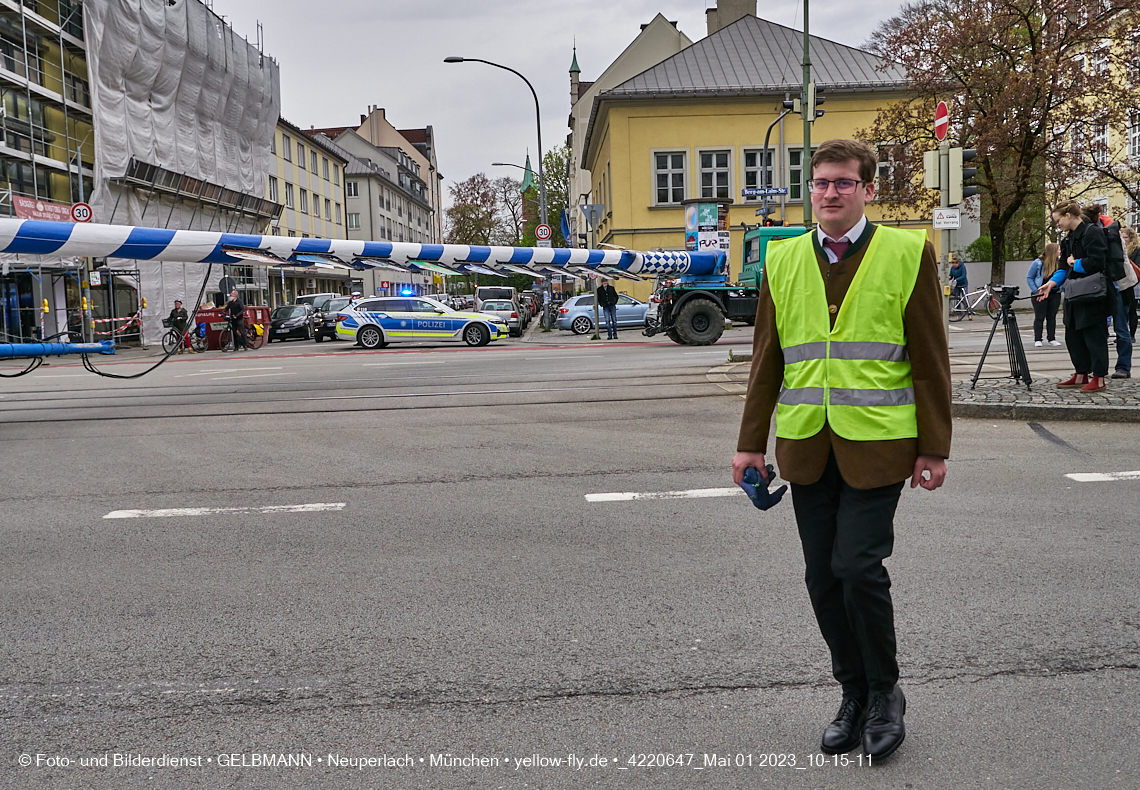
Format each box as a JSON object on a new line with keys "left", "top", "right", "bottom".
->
{"left": 935, "top": 101, "right": 949, "bottom": 141}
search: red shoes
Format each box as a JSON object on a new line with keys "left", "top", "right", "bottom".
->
{"left": 1079, "top": 376, "right": 1107, "bottom": 392}
{"left": 1057, "top": 373, "right": 1088, "bottom": 388}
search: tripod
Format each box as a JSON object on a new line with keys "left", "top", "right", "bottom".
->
{"left": 970, "top": 288, "right": 1033, "bottom": 390}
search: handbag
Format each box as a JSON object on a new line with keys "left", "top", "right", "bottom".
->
{"left": 1064, "top": 271, "right": 1107, "bottom": 304}
{"left": 1117, "top": 258, "right": 1139, "bottom": 291}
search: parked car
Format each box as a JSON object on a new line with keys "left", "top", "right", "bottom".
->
{"left": 295, "top": 292, "right": 339, "bottom": 312}
{"left": 313, "top": 296, "right": 351, "bottom": 341}
{"left": 554, "top": 293, "right": 649, "bottom": 334}
{"left": 267, "top": 304, "right": 315, "bottom": 342}
{"left": 336, "top": 295, "right": 509, "bottom": 348}
{"left": 475, "top": 285, "right": 517, "bottom": 310}
{"left": 477, "top": 299, "right": 523, "bottom": 337}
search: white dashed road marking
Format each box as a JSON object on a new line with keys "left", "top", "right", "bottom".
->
{"left": 586, "top": 487, "right": 745, "bottom": 503}
{"left": 1065, "top": 471, "right": 1140, "bottom": 483}
{"left": 105, "top": 503, "right": 346, "bottom": 519}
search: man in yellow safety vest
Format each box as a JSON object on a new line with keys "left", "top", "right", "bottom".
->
{"left": 732, "top": 138, "right": 952, "bottom": 762}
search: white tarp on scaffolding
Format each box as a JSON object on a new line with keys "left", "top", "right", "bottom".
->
{"left": 84, "top": 0, "right": 281, "bottom": 341}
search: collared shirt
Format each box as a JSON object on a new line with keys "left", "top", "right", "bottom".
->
{"left": 817, "top": 215, "right": 868, "bottom": 264}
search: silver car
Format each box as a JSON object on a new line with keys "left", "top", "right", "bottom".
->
{"left": 554, "top": 293, "right": 649, "bottom": 334}
{"left": 478, "top": 299, "right": 523, "bottom": 337}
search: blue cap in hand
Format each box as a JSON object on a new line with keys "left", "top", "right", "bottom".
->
{"left": 740, "top": 465, "right": 787, "bottom": 511}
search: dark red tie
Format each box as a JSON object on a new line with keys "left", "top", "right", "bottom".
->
{"left": 823, "top": 238, "right": 850, "bottom": 260}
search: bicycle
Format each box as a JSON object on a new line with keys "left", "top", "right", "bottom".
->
{"left": 950, "top": 284, "right": 1001, "bottom": 322}
{"left": 218, "top": 319, "right": 265, "bottom": 352}
{"left": 162, "top": 318, "right": 208, "bottom": 354}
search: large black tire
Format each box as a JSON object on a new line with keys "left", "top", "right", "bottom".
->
{"left": 665, "top": 328, "right": 684, "bottom": 345}
{"left": 357, "top": 324, "right": 386, "bottom": 349}
{"left": 463, "top": 323, "right": 490, "bottom": 347}
{"left": 674, "top": 299, "right": 724, "bottom": 345}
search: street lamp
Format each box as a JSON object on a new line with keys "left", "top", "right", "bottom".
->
{"left": 444, "top": 57, "right": 548, "bottom": 231}
{"left": 448, "top": 55, "right": 553, "bottom": 328}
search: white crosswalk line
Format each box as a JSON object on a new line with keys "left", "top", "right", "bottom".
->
{"left": 105, "top": 503, "right": 346, "bottom": 519}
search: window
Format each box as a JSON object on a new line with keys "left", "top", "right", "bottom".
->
{"left": 788, "top": 147, "right": 817, "bottom": 201}
{"left": 1130, "top": 114, "right": 1140, "bottom": 159}
{"left": 1071, "top": 126, "right": 1086, "bottom": 168}
{"left": 322, "top": 157, "right": 329, "bottom": 179}
{"left": 299, "top": 188, "right": 308, "bottom": 214}
{"left": 297, "top": 143, "right": 306, "bottom": 168}
{"left": 743, "top": 150, "right": 774, "bottom": 201}
{"left": 335, "top": 203, "right": 342, "bottom": 224}
{"left": 654, "top": 152, "right": 685, "bottom": 204}
{"left": 1092, "top": 121, "right": 1109, "bottom": 166}
{"left": 699, "top": 150, "right": 730, "bottom": 199}
{"left": 268, "top": 176, "right": 278, "bottom": 202}
{"left": 287, "top": 230, "right": 295, "bottom": 237}
{"left": 333, "top": 164, "right": 340, "bottom": 185}
{"left": 347, "top": 212, "right": 361, "bottom": 230}
{"left": 270, "top": 133, "right": 276, "bottom": 155}
{"left": 877, "top": 145, "right": 907, "bottom": 196}
{"left": 284, "top": 182, "right": 294, "bottom": 209}
{"left": 1129, "top": 192, "right": 1140, "bottom": 229}
{"left": 324, "top": 198, "right": 331, "bottom": 220}
{"left": 282, "top": 135, "right": 292, "bottom": 161}
{"left": 312, "top": 195, "right": 320, "bottom": 216}
{"left": 311, "top": 150, "right": 318, "bottom": 172}
{"left": 346, "top": 181, "right": 359, "bottom": 198}
{"left": 385, "top": 189, "right": 391, "bottom": 210}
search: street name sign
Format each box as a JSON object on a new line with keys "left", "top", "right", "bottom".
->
{"left": 741, "top": 187, "right": 789, "bottom": 197}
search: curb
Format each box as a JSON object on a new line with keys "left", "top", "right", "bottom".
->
{"left": 951, "top": 402, "right": 1140, "bottom": 422}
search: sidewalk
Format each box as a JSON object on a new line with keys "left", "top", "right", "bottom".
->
{"left": 723, "top": 321, "right": 1140, "bottom": 423}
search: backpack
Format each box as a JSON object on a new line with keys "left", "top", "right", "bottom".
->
{"left": 1097, "top": 216, "right": 1128, "bottom": 283}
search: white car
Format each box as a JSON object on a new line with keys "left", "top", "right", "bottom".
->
{"left": 335, "top": 296, "right": 509, "bottom": 348}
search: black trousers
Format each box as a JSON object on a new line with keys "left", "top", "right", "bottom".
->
{"left": 1065, "top": 321, "right": 1109, "bottom": 377}
{"left": 791, "top": 451, "right": 905, "bottom": 698}
{"left": 1032, "top": 289, "right": 1061, "bottom": 342}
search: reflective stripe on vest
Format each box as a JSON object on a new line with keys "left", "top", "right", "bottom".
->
{"left": 766, "top": 226, "right": 926, "bottom": 441}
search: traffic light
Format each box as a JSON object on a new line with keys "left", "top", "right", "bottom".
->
{"left": 763, "top": 219, "right": 784, "bottom": 227}
{"left": 949, "top": 148, "right": 978, "bottom": 205}
{"left": 923, "top": 150, "right": 939, "bottom": 189}
{"left": 782, "top": 98, "right": 800, "bottom": 113}
{"left": 807, "top": 83, "right": 825, "bottom": 119}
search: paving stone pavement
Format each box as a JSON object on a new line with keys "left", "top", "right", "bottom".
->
{"left": 716, "top": 355, "right": 1140, "bottom": 422}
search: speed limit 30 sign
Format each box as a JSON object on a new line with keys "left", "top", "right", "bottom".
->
{"left": 71, "top": 202, "right": 93, "bottom": 222}
{"left": 535, "top": 223, "right": 552, "bottom": 241}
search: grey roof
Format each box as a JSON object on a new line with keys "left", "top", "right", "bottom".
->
{"left": 606, "top": 15, "right": 906, "bottom": 97}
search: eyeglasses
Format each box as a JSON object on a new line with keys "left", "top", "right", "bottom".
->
{"left": 807, "top": 179, "right": 867, "bottom": 195}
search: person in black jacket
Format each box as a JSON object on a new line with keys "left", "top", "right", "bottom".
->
{"left": 167, "top": 300, "right": 193, "bottom": 354}
{"left": 597, "top": 278, "right": 619, "bottom": 339}
{"left": 224, "top": 290, "right": 249, "bottom": 351}
{"left": 1039, "top": 201, "right": 1110, "bottom": 390}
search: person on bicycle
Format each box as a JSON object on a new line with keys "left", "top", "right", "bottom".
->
{"left": 168, "top": 299, "right": 193, "bottom": 354}
{"left": 225, "top": 290, "right": 249, "bottom": 352}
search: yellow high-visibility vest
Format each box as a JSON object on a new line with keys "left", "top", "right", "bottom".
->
{"left": 765, "top": 225, "right": 926, "bottom": 440}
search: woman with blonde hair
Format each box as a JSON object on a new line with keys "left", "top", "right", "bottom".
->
{"left": 1027, "top": 242, "right": 1062, "bottom": 346}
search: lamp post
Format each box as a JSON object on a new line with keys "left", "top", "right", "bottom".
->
{"left": 445, "top": 58, "right": 548, "bottom": 231}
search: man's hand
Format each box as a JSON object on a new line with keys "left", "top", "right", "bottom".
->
{"left": 1037, "top": 280, "right": 1056, "bottom": 300}
{"left": 732, "top": 451, "right": 768, "bottom": 486}
{"left": 910, "top": 455, "right": 946, "bottom": 491}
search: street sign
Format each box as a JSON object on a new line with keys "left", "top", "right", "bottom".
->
{"left": 933, "top": 208, "right": 960, "bottom": 229}
{"left": 70, "top": 202, "right": 93, "bottom": 222}
{"left": 935, "top": 101, "right": 949, "bottom": 141}
{"left": 535, "top": 223, "right": 552, "bottom": 241}
{"left": 536, "top": 239, "right": 552, "bottom": 248}
{"left": 742, "top": 187, "right": 789, "bottom": 197}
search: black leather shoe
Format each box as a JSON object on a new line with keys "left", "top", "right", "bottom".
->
{"left": 821, "top": 695, "right": 866, "bottom": 754}
{"left": 1111, "top": 370, "right": 1130, "bottom": 379}
{"left": 863, "top": 686, "right": 906, "bottom": 761}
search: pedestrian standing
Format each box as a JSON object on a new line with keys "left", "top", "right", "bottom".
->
{"left": 1082, "top": 205, "right": 1132, "bottom": 379}
{"left": 1124, "top": 226, "right": 1140, "bottom": 341}
{"left": 732, "top": 139, "right": 952, "bottom": 762}
{"left": 1038, "top": 201, "right": 1110, "bottom": 390}
{"left": 597, "top": 278, "right": 619, "bottom": 339}
{"left": 1027, "top": 243, "right": 1062, "bottom": 347}
{"left": 225, "top": 289, "right": 249, "bottom": 351}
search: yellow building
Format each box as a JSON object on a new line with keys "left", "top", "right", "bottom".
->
{"left": 578, "top": 12, "right": 929, "bottom": 300}
{"left": 266, "top": 117, "right": 351, "bottom": 304}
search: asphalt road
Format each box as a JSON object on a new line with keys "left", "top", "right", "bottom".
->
{"left": 1, "top": 330, "right": 1137, "bottom": 789}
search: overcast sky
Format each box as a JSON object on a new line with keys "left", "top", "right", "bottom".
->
{"left": 216, "top": 0, "right": 907, "bottom": 203}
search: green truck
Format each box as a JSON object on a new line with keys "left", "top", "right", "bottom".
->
{"left": 644, "top": 225, "right": 809, "bottom": 345}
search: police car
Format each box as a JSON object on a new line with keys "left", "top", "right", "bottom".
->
{"left": 335, "top": 295, "right": 509, "bottom": 348}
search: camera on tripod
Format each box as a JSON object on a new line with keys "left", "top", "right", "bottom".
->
{"left": 991, "top": 284, "right": 1020, "bottom": 305}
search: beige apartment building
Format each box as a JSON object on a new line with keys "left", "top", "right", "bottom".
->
{"left": 266, "top": 117, "right": 351, "bottom": 304}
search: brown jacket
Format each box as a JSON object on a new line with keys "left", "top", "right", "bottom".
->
{"left": 736, "top": 222, "right": 952, "bottom": 489}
